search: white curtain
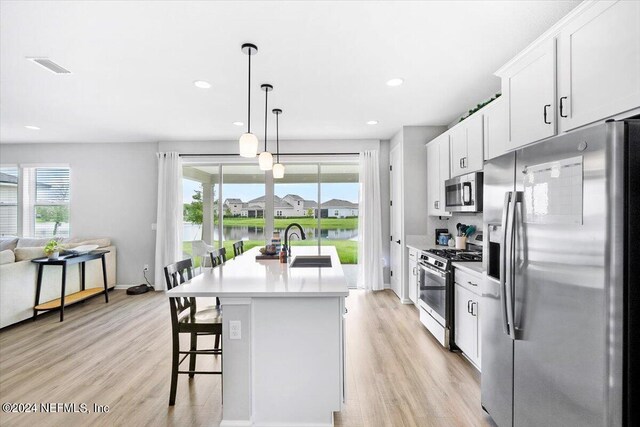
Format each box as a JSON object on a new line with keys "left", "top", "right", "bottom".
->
{"left": 357, "top": 150, "right": 384, "bottom": 291}
{"left": 154, "top": 152, "right": 183, "bottom": 291}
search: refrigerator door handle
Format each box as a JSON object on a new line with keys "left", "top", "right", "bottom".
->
{"left": 504, "top": 192, "right": 521, "bottom": 341}
{"left": 500, "top": 191, "right": 512, "bottom": 336}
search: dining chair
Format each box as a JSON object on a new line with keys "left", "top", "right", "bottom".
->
{"left": 233, "top": 241, "right": 244, "bottom": 257}
{"left": 210, "top": 247, "right": 227, "bottom": 266}
{"left": 164, "top": 259, "right": 222, "bottom": 406}
{"left": 191, "top": 240, "right": 214, "bottom": 268}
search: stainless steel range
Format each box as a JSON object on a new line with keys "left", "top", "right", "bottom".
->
{"left": 417, "top": 243, "right": 482, "bottom": 348}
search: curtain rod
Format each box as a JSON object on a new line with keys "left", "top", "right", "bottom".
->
{"left": 179, "top": 152, "right": 360, "bottom": 157}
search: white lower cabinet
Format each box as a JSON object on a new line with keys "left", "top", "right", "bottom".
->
{"left": 407, "top": 248, "right": 419, "bottom": 305}
{"left": 454, "top": 268, "right": 481, "bottom": 369}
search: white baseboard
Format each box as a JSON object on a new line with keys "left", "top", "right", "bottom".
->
{"left": 220, "top": 420, "right": 252, "bottom": 427}
{"left": 401, "top": 298, "right": 413, "bottom": 305}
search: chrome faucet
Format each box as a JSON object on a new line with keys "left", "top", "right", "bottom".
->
{"left": 283, "top": 223, "right": 307, "bottom": 257}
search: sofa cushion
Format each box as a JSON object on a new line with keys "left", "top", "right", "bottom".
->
{"left": 14, "top": 247, "right": 46, "bottom": 262}
{"left": 64, "top": 237, "right": 112, "bottom": 248}
{"left": 0, "top": 237, "right": 19, "bottom": 252}
{"left": 0, "top": 249, "right": 15, "bottom": 265}
{"left": 16, "top": 237, "right": 63, "bottom": 248}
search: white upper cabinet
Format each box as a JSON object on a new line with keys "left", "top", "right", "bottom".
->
{"left": 557, "top": 0, "right": 640, "bottom": 132}
{"left": 492, "top": 0, "right": 640, "bottom": 153}
{"left": 450, "top": 113, "right": 484, "bottom": 178}
{"left": 465, "top": 113, "right": 484, "bottom": 172}
{"left": 427, "top": 134, "right": 451, "bottom": 217}
{"left": 501, "top": 37, "right": 557, "bottom": 150}
{"left": 483, "top": 97, "right": 508, "bottom": 160}
{"left": 449, "top": 125, "right": 467, "bottom": 178}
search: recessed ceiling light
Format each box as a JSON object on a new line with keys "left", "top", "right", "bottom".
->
{"left": 233, "top": 121, "right": 244, "bottom": 126}
{"left": 386, "top": 78, "right": 404, "bottom": 87}
{"left": 24, "top": 125, "right": 40, "bottom": 130}
{"left": 366, "top": 120, "right": 379, "bottom": 125}
{"left": 193, "top": 80, "right": 212, "bottom": 89}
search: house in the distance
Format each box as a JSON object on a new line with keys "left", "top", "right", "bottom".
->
{"left": 320, "top": 199, "right": 359, "bottom": 218}
{"left": 222, "top": 194, "right": 357, "bottom": 218}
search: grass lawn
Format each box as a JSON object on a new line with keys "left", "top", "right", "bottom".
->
{"left": 221, "top": 216, "right": 357, "bottom": 230}
{"left": 183, "top": 239, "right": 357, "bottom": 265}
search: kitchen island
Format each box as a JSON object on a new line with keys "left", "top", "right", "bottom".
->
{"left": 166, "top": 245, "right": 349, "bottom": 427}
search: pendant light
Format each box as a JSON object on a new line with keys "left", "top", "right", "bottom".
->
{"left": 258, "top": 83, "right": 274, "bottom": 170}
{"left": 272, "top": 108, "right": 285, "bottom": 179}
{"left": 239, "top": 43, "right": 259, "bottom": 158}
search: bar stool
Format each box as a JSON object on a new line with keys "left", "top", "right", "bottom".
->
{"left": 164, "top": 259, "right": 222, "bottom": 406}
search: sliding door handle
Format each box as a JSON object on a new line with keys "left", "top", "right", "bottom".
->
{"left": 395, "top": 240, "right": 401, "bottom": 244}
{"left": 543, "top": 104, "right": 552, "bottom": 124}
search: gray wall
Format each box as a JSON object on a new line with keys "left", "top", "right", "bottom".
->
{"left": 0, "top": 142, "right": 158, "bottom": 286}
{"left": 1, "top": 138, "right": 391, "bottom": 286}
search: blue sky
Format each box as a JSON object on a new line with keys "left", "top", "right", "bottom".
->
{"left": 183, "top": 179, "right": 358, "bottom": 203}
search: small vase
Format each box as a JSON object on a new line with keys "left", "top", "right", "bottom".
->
{"left": 48, "top": 251, "right": 59, "bottom": 260}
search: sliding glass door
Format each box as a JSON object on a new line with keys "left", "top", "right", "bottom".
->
{"left": 181, "top": 160, "right": 358, "bottom": 267}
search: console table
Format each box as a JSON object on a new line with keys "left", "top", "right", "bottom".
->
{"left": 32, "top": 250, "right": 110, "bottom": 322}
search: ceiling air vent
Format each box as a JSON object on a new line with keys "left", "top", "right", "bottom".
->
{"left": 27, "top": 58, "right": 72, "bottom": 74}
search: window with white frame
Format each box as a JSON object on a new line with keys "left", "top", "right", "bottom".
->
{"left": 0, "top": 165, "right": 71, "bottom": 237}
{"left": 0, "top": 166, "right": 18, "bottom": 236}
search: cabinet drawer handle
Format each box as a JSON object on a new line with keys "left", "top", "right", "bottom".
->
{"left": 559, "top": 97, "right": 568, "bottom": 118}
{"left": 459, "top": 158, "right": 463, "bottom": 168}
{"left": 471, "top": 302, "right": 477, "bottom": 317}
{"left": 467, "top": 300, "right": 472, "bottom": 314}
{"left": 543, "top": 104, "right": 551, "bottom": 124}
{"left": 468, "top": 281, "right": 478, "bottom": 287}
{"left": 412, "top": 267, "right": 417, "bottom": 276}
{"left": 435, "top": 201, "right": 439, "bottom": 209}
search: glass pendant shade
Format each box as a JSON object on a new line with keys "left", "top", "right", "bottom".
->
{"left": 258, "top": 151, "right": 273, "bottom": 170}
{"left": 272, "top": 162, "right": 285, "bottom": 179}
{"left": 239, "top": 132, "right": 259, "bottom": 157}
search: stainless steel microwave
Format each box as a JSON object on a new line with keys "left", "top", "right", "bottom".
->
{"left": 444, "top": 172, "right": 483, "bottom": 213}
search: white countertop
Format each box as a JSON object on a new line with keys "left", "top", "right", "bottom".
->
{"left": 166, "top": 246, "right": 349, "bottom": 298}
{"left": 452, "top": 261, "right": 483, "bottom": 275}
{"left": 405, "top": 235, "right": 454, "bottom": 251}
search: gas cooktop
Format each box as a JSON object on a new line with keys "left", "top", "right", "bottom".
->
{"left": 425, "top": 248, "right": 482, "bottom": 262}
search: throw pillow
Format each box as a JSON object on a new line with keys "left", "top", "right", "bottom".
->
{"left": 16, "top": 237, "right": 63, "bottom": 248}
{"left": 0, "top": 249, "right": 15, "bottom": 265}
{"left": 14, "top": 247, "right": 46, "bottom": 262}
{"left": 0, "top": 237, "right": 19, "bottom": 252}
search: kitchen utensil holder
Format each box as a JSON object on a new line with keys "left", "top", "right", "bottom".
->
{"left": 455, "top": 236, "right": 467, "bottom": 250}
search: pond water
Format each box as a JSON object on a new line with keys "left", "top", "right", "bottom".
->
{"left": 183, "top": 223, "right": 358, "bottom": 242}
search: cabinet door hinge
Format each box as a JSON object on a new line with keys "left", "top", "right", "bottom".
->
{"left": 390, "top": 270, "right": 393, "bottom": 277}
{"left": 390, "top": 200, "right": 393, "bottom": 206}
{"left": 389, "top": 165, "right": 393, "bottom": 171}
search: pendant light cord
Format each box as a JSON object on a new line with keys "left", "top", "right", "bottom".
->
{"left": 276, "top": 113, "right": 280, "bottom": 162}
{"left": 264, "top": 88, "right": 268, "bottom": 151}
{"left": 247, "top": 50, "right": 252, "bottom": 133}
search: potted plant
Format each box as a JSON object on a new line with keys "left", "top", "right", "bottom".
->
{"left": 44, "top": 240, "right": 61, "bottom": 260}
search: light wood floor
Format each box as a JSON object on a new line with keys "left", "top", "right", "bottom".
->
{"left": 0, "top": 289, "right": 495, "bottom": 427}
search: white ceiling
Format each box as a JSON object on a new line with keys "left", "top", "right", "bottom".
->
{"left": 0, "top": 0, "right": 580, "bottom": 144}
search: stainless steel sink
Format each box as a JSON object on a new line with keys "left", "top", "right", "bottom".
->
{"left": 290, "top": 255, "right": 332, "bottom": 268}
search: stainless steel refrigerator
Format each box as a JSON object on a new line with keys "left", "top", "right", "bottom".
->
{"left": 481, "top": 119, "right": 639, "bottom": 427}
